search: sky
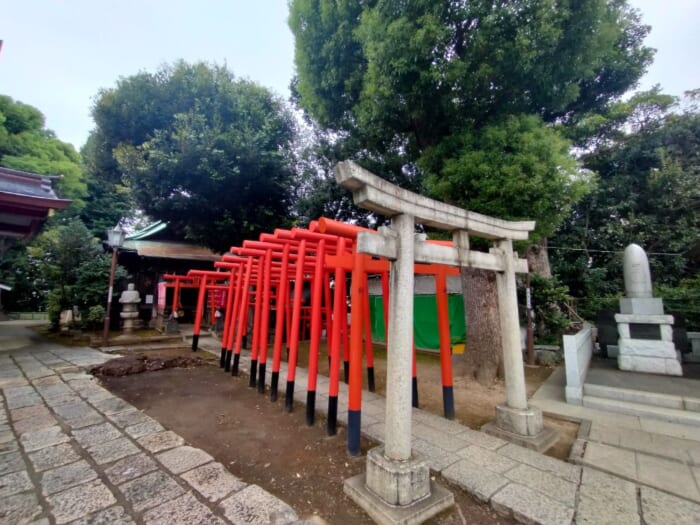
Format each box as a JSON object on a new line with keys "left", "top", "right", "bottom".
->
{"left": 1, "top": 0, "right": 699, "bottom": 150}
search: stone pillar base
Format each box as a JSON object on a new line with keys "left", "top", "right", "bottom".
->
{"left": 344, "top": 446, "right": 453, "bottom": 525}
{"left": 482, "top": 404, "right": 558, "bottom": 453}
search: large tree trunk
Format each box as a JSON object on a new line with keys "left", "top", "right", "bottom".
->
{"left": 526, "top": 238, "right": 551, "bottom": 277}
{"left": 454, "top": 266, "right": 502, "bottom": 385}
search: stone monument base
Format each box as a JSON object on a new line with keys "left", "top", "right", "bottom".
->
{"left": 615, "top": 313, "right": 683, "bottom": 376}
{"left": 344, "top": 446, "right": 453, "bottom": 525}
{"left": 482, "top": 404, "right": 558, "bottom": 453}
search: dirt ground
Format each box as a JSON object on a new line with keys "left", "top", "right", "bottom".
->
{"left": 99, "top": 358, "right": 514, "bottom": 524}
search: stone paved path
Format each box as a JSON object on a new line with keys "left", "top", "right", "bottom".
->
{"left": 0, "top": 325, "right": 303, "bottom": 525}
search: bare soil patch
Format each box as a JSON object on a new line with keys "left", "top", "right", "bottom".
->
{"left": 98, "top": 361, "right": 514, "bottom": 524}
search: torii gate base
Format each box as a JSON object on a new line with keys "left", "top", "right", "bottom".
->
{"left": 345, "top": 447, "right": 453, "bottom": 525}
{"left": 482, "top": 404, "right": 558, "bottom": 452}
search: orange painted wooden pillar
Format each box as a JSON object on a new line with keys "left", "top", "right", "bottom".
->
{"left": 192, "top": 275, "right": 208, "bottom": 351}
{"left": 327, "top": 237, "right": 347, "bottom": 435}
{"left": 270, "top": 244, "right": 290, "bottom": 401}
{"left": 284, "top": 239, "right": 306, "bottom": 412}
{"left": 347, "top": 251, "right": 365, "bottom": 455}
{"left": 305, "top": 239, "right": 325, "bottom": 425}
{"left": 435, "top": 270, "right": 455, "bottom": 419}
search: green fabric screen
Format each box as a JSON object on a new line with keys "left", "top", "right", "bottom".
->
{"left": 368, "top": 295, "right": 466, "bottom": 352}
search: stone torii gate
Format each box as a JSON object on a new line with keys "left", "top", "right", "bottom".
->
{"left": 336, "top": 161, "right": 556, "bottom": 524}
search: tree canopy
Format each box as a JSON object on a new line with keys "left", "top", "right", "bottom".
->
{"left": 0, "top": 95, "right": 86, "bottom": 209}
{"left": 85, "top": 61, "right": 297, "bottom": 252}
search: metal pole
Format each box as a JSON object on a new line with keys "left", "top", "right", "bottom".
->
{"left": 102, "top": 247, "right": 118, "bottom": 346}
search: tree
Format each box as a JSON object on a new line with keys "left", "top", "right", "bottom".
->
{"left": 552, "top": 90, "right": 700, "bottom": 313}
{"left": 289, "top": 0, "right": 652, "bottom": 382}
{"left": 86, "top": 62, "right": 297, "bottom": 252}
{"left": 0, "top": 95, "right": 86, "bottom": 210}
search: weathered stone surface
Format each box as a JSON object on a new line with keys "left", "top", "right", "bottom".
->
{"left": 108, "top": 409, "right": 154, "bottom": 429}
{"left": 28, "top": 443, "right": 80, "bottom": 472}
{"left": 10, "top": 404, "right": 51, "bottom": 422}
{"left": 0, "top": 469, "right": 33, "bottom": 497}
{"left": 181, "top": 461, "right": 246, "bottom": 502}
{"left": 143, "top": 492, "right": 226, "bottom": 525}
{"left": 137, "top": 430, "right": 185, "bottom": 453}
{"left": 87, "top": 437, "right": 140, "bottom": 465}
{"left": 104, "top": 453, "right": 158, "bottom": 485}
{"left": 442, "top": 458, "right": 509, "bottom": 502}
{"left": 499, "top": 443, "right": 581, "bottom": 483}
{"left": 92, "top": 397, "right": 132, "bottom": 415}
{"left": 156, "top": 445, "right": 214, "bottom": 475}
{"left": 0, "top": 492, "right": 42, "bottom": 523}
{"left": 491, "top": 483, "right": 574, "bottom": 525}
{"left": 636, "top": 453, "right": 700, "bottom": 502}
{"left": 13, "top": 413, "right": 58, "bottom": 435}
{"left": 220, "top": 484, "right": 297, "bottom": 525}
{"left": 68, "top": 505, "right": 136, "bottom": 525}
{"left": 47, "top": 479, "right": 116, "bottom": 524}
{"left": 504, "top": 464, "right": 577, "bottom": 507}
{"left": 583, "top": 442, "right": 637, "bottom": 480}
{"left": 20, "top": 425, "right": 70, "bottom": 452}
{"left": 457, "top": 445, "right": 518, "bottom": 474}
{"left": 123, "top": 420, "right": 164, "bottom": 439}
{"left": 52, "top": 401, "right": 104, "bottom": 428}
{"left": 640, "top": 486, "right": 700, "bottom": 525}
{"left": 458, "top": 427, "right": 508, "bottom": 451}
{"left": 118, "top": 470, "right": 185, "bottom": 512}
{"left": 72, "top": 421, "right": 122, "bottom": 449}
{"left": 411, "top": 437, "right": 459, "bottom": 472}
{"left": 365, "top": 446, "right": 430, "bottom": 506}
{"left": 0, "top": 450, "right": 25, "bottom": 475}
{"left": 40, "top": 459, "right": 98, "bottom": 495}
{"left": 412, "top": 422, "right": 470, "bottom": 452}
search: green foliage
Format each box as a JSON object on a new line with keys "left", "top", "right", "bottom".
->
{"left": 551, "top": 92, "right": 700, "bottom": 300}
{"left": 85, "top": 305, "right": 106, "bottom": 330}
{"left": 0, "top": 95, "right": 86, "bottom": 210}
{"left": 21, "top": 218, "right": 126, "bottom": 327}
{"left": 520, "top": 274, "right": 571, "bottom": 344}
{"left": 656, "top": 276, "right": 700, "bottom": 331}
{"left": 86, "top": 61, "right": 296, "bottom": 251}
{"left": 422, "top": 114, "right": 592, "bottom": 241}
{"left": 289, "top": 0, "right": 650, "bottom": 234}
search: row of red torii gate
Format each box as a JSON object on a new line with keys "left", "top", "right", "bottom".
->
{"left": 161, "top": 214, "right": 460, "bottom": 455}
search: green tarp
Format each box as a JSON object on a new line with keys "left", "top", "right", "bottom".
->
{"left": 368, "top": 295, "right": 466, "bottom": 352}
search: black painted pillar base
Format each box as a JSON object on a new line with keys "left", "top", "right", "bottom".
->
{"left": 306, "top": 391, "right": 316, "bottom": 426}
{"left": 348, "top": 409, "right": 361, "bottom": 456}
{"left": 442, "top": 385, "right": 455, "bottom": 420}
{"left": 191, "top": 334, "right": 199, "bottom": 352}
{"left": 327, "top": 396, "right": 338, "bottom": 436}
{"left": 249, "top": 360, "right": 258, "bottom": 388}
{"left": 270, "top": 371, "right": 279, "bottom": 401}
{"left": 284, "top": 381, "right": 295, "bottom": 412}
{"left": 232, "top": 354, "right": 240, "bottom": 376}
{"left": 219, "top": 348, "right": 226, "bottom": 368}
{"left": 367, "top": 367, "right": 375, "bottom": 392}
{"left": 412, "top": 376, "right": 419, "bottom": 408}
{"left": 224, "top": 350, "right": 233, "bottom": 372}
{"left": 257, "top": 363, "right": 266, "bottom": 394}
{"left": 343, "top": 361, "right": 349, "bottom": 383}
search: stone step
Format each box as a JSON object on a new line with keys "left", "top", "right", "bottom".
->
{"left": 582, "top": 395, "right": 700, "bottom": 427}
{"left": 583, "top": 382, "right": 700, "bottom": 412}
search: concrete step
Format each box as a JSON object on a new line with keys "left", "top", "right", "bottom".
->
{"left": 582, "top": 395, "right": 700, "bottom": 427}
{"left": 583, "top": 382, "right": 700, "bottom": 413}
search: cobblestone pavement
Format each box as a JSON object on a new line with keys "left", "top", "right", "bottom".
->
{"left": 0, "top": 325, "right": 303, "bottom": 525}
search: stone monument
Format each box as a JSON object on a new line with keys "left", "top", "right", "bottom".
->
{"left": 615, "top": 244, "right": 682, "bottom": 375}
{"left": 119, "top": 283, "right": 141, "bottom": 334}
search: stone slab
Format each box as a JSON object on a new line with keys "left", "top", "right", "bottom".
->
{"left": 13, "top": 413, "right": 58, "bottom": 435}
{"left": 87, "top": 437, "right": 140, "bottom": 465}
{"left": 0, "top": 451, "right": 25, "bottom": 476}
{"left": 46, "top": 479, "right": 117, "bottom": 524}
{"left": 118, "top": 470, "right": 185, "bottom": 512}
{"left": 104, "top": 453, "right": 159, "bottom": 485}
{"left": 20, "top": 425, "right": 70, "bottom": 452}
{"left": 505, "top": 463, "right": 577, "bottom": 507}
{"left": 68, "top": 505, "right": 136, "bottom": 525}
{"left": 457, "top": 445, "right": 517, "bottom": 474}
{"left": 344, "top": 474, "right": 454, "bottom": 525}
{"left": 156, "top": 445, "right": 214, "bottom": 474}
{"left": 41, "top": 459, "right": 98, "bottom": 495}
{"left": 618, "top": 339, "right": 677, "bottom": 358}
{"left": 72, "top": 422, "right": 122, "bottom": 449}
{"left": 137, "top": 430, "right": 185, "bottom": 453}
{"left": 123, "top": 420, "right": 164, "bottom": 439}
{"left": 442, "top": 458, "right": 509, "bottom": 502}
{"left": 0, "top": 491, "right": 42, "bottom": 524}
{"left": 0, "top": 469, "right": 33, "bottom": 497}
{"left": 181, "top": 461, "right": 247, "bottom": 502}
{"left": 220, "top": 484, "right": 298, "bottom": 525}
{"left": 637, "top": 452, "right": 700, "bottom": 502}
{"left": 491, "top": 482, "right": 574, "bottom": 525}
{"left": 92, "top": 397, "right": 133, "bottom": 415}
{"left": 10, "top": 404, "right": 51, "bottom": 422}
{"left": 498, "top": 444, "right": 582, "bottom": 484}
{"left": 618, "top": 355, "right": 683, "bottom": 376}
{"left": 143, "top": 492, "right": 226, "bottom": 525}
{"left": 620, "top": 298, "right": 664, "bottom": 315}
{"left": 640, "top": 486, "right": 700, "bottom": 525}
{"left": 108, "top": 409, "right": 154, "bottom": 429}
{"left": 575, "top": 467, "right": 639, "bottom": 525}
{"left": 482, "top": 421, "right": 559, "bottom": 453}
{"left": 28, "top": 442, "right": 80, "bottom": 472}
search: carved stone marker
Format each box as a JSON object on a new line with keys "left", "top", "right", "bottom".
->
{"left": 119, "top": 283, "right": 141, "bottom": 334}
{"left": 615, "top": 244, "right": 682, "bottom": 375}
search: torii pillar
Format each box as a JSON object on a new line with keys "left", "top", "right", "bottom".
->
{"left": 337, "top": 161, "right": 556, "bottom": 525}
